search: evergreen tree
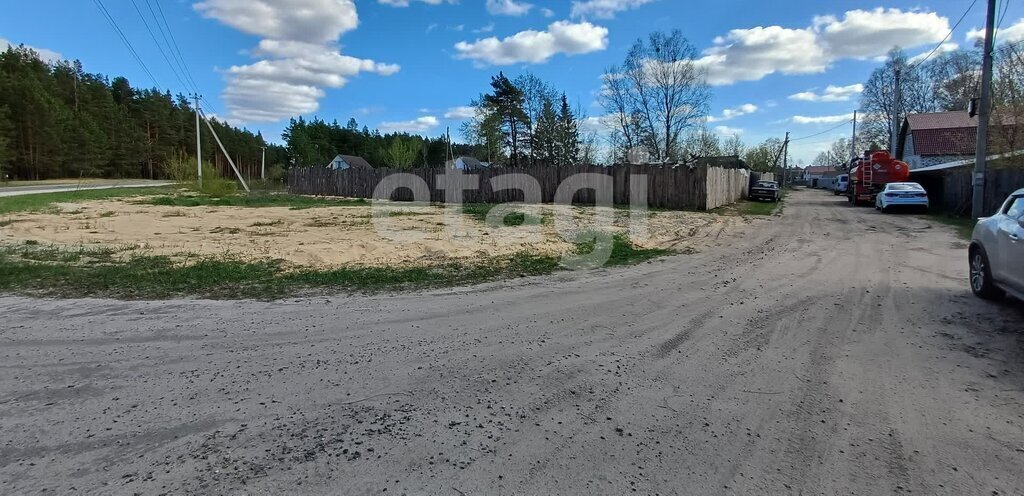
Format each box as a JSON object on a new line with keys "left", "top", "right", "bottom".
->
{"left": 0, "top": 45, "right": 276, "bottom": 180}
{"left": 482, "top": 72, "right": 529, "bottom": 167}
{"left": 534, "top": 98, "right": 559, "bottom": 166}
{"left": 556, "top": 94, "right": 580, "bottom": 166}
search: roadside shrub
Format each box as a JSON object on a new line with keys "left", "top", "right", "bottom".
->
{"left": 163, "top": 153, "right": 237, "bottom": 196}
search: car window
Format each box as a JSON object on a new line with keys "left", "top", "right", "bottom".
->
{"left": 887, "top": 184, "right": 921, "bottom": 191}
{"left": 1006, "top": 196, "right": 1024, "bottom": 218}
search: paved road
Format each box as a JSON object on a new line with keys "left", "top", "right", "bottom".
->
{"left": 1, "top": 189, "right": 1022, "bottom": 495}
{"left": 0, "top": 180, "right": 173, "bottom": 197}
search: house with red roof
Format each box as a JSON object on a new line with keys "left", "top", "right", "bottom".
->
{"left": 803, "top": 165, "right": 842, "bottom": 188}
{"left": 896, "top": 111, "right": 978, "bottom": 170}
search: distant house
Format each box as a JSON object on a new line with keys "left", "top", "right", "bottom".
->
{"left": 326, "top": 154, "right": 372, "bottom": 170}
{"left": 803, "top": 165, "right": 841, "bottom": 188}
{"left": 446, "top": 156, "right": 491, "bottom": 170}
{"left": 896, "top": 111, "right": 978, "bottom": 170}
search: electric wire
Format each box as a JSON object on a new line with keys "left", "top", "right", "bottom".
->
{"left": 91, "top": 0, "right": 161, "bottom": 89}
{"left": 909, "top": 0, "right": 980, "bottom": 69}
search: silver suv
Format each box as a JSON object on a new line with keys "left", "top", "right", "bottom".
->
{"left": 970, "top": 188, "right": 1024, "bottom": 301}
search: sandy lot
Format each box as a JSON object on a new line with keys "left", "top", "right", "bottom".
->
{"left": 0, "top": 198, "right": 749, "bottom": 266}
{"left": 1, "top": 189, "right": 1021, "bottom": 494}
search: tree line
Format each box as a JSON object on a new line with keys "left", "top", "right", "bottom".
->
{"left": 282, "top": 117, "right": 477, "bottom": 170}
{"left": 0, "top": 45, "right": 287, "bottom": 181}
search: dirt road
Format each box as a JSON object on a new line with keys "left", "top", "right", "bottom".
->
{"left": 0, "top": 180, "right": 172, "bottom": 197}
{"left": 2, "top": 189, "right": 1022, "bottom": 495}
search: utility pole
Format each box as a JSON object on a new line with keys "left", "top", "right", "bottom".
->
{"left": 781, "top": 132, "right": 789, "bottom": 188}
{"left": 193, "top": 94, "right": 202, "bottom": 188}
{"left": 973, "top": 0, "right": 998, "bottom": 218}
{"left": 891, "top": 67, "right": 902, "bottom": 153}
{"left": 261, "top": 146, "right": 267, "bottom": 181}
{"left": 850, "top": 110, "right": 858, "bottom": 163}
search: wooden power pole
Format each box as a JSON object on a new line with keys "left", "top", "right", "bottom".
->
{"left": 973, "top": 0, "right": 997, "bottom": 218}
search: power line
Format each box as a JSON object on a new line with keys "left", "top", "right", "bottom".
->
{"left": 789, "top": 118, "right": 854, "bottom": 142}
{"left": 909, "top": 0, "right": 980, "bottom": 69}
{"left": 148, "top": 0, "right": 201, "bottom": 93}
{"left": 129, "top": 0, "right": 191, "bottom": 92}
{"left": 994, "top": 0, "right": 1012, "bottom": 43}
{"left": 91, "top": 0, "right": 161, "bottom": 89}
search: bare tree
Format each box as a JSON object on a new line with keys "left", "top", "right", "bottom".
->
{"left": 599, "top": 67, "right": 639, "bottom": 163}
{"left": 681, "top": 127, "right": 721, "bottom": 158}
{"left": 811, "top": 137, "right": 853, "bottom": 167}
{"left": 743, "top": 138, "right": 784, "bottom": 173}
{"left": 513, "top": 73, "right": 558, "bottom": 165}
{"left": 721, "top": 134, "right": 746, "bottom": 157}
{"left": 926, "top": 49, "right": 982, "bottom": 111}
{"left": 859, "top": 48, "right": 936, "bottom": 150}
{"left": 990, "top": 42, "right": 1024, "bottom": 153}
{"left": 601, "top": 30, "right": 710, "bottom": 163}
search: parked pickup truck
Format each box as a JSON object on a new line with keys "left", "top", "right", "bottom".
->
{"left": 749, "top": 180, "right": 781, "bottom": 202}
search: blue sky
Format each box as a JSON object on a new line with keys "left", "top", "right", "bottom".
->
{"left": 2, "top": 0, "right": 1022, "bottom": 163}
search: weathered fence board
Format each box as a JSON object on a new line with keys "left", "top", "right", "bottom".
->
{"left": 287, "top": 165, "right": 750, "bottom": 210}
{"left": 913, "top": 166, "right": 1024, "bottom": 216}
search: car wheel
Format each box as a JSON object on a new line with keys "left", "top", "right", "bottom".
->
{"left": 970, "top": 247, "right": 1004, "bottom": 300}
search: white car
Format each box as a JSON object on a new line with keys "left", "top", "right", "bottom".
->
{"left": 875, "top": 182, "right": 929, "bottom": 213}
{"left": 970, "top": 188, "right": 1024, "bottom": 301}
{"left": 833, "top": 174, "right": 849, "bottom": 196}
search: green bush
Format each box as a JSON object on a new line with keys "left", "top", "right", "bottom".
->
{"left": 164, "top": 153, "right": 237, "bottom": 195}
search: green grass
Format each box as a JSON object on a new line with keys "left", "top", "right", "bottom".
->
{"left": 0, "top": 233, "right": 672, "bottom": 299}
{"left": 144, "top": 193, "right": 368, "bottom": 210}
{"left": 926, "top": 213, "right": 976, "bottom": 241}
{"left": 574, "top": 233, "right": 671, "bottom": 266}
{"left": 461, "top": 203, "right": 546, "bottom": 227}
{"left": 0, "top": 187, "right": 173, "bottom": 215}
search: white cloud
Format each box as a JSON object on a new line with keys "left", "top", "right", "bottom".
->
{"left": 0, "top": 37, "right": 62, "bottom": 63}
{"left": 696, "top": 26, "right": 827, "bottom": 85}
{"left": 541, "top": 8, "right": 555, "bottom": 18}
{"left": 570, "top": 0, "right": 656, "bottom": 19}
{"left": 486, "top": 0, "right": 533, "bottom": 16}
{"left": 788, "top": 84, "right": 864, "bottom": 102}
{"left": 379, "top": 115, "right": 440, "bottom": 133}
{"left": 968, "top": 18, "right": 1024, "bottom": 45}
{"left": 713, "top": 125, "right": 743, "bottom": 136}
{"left": 696, "top": 8, "right": 949, "bottom": 86}
{"left": 474, "top": 23, "right": 496, "bottom": 34}
{"left": 444, "top": 106, "right": 477, "bottom": 119}
{"left": 194, "top": 0, "right": 359, "bottom": 43}
{"left": 194, "top": 0, "right": 398, "bottom": 123}
{"left": 792, "top": 113, "right": 855, "bottom": 124}
{"left": 455, "top": 21, "right": 609, "bottom": 65}
{"left": 378, "top": 0, "right": 455, "bottom": 6}
{"left": 580, "top": 114, "right": 617, "bottom": 133}
{"left": 815, "top": 8, "right": 949, "bottom": 59}
{"left": 706, "top": 103, "right": 757, "bottom": 122}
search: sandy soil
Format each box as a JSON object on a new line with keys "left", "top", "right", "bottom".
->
{"left": 0, "top": 199, "right": 747, "bottom": 266}
{"left": 1, "top": 189, "right": 1022, "bottom": 494}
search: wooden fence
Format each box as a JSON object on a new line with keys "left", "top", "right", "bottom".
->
{"left": 287, "top": 165, "right": 751, "bottom": 210}
{"left": 912, "top": 166, "right": 1024, "bottom": 216}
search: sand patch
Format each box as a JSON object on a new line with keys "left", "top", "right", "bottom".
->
{"left": 0, "top": 199, "right": 750, "bottom": 267}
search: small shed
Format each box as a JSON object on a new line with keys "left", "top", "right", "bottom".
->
{"left": 326, "top": 154, "right": 373, "bottom": 170}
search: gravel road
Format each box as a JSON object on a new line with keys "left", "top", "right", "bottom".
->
{"left": 1, "top": 189, "right": 1022, "bottom": 495}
